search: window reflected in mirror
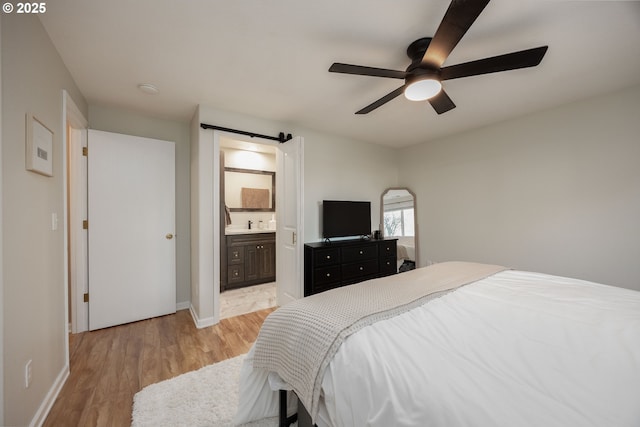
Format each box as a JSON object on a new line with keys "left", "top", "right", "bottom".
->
{"left": 383, "top": 205, "right": 415, "bottom": 237}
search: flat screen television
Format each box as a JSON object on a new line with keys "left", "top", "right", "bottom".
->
{"left": 322, "top": 200, "right": 371, "bottom": 239}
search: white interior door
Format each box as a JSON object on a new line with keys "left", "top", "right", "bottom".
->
{"left": 88, "top": 130, "right": 176, "bottom": 330}
{"left": 276, "top": 136, "right": 304, "bottom": 305}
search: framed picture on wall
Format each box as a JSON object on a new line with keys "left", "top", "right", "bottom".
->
{"left": 26, "top": 113, "right": 54, "bottom": 177}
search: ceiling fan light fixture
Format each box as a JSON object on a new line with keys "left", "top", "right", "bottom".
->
{"left": 404, "top": 78, "right": 442, "bottom": 101}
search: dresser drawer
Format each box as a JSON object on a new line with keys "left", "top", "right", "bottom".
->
{"left": 342, "top": 244, "right": 378, "bottom": 263}
{"left": 314, "top": 247, "right": 341, "bottom": 266}
{"left": 380, "top": 257, "right": 397, "bottom": 275}
{"left": 379, "top": 240, "right": 397, "bottom": 258}
{"left": 314, "top": 265, "right": 342, "bottom": 286}
{"left": 342, "top": 259, "right": 378, "bottom": 280}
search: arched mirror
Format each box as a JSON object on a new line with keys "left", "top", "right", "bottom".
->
{"left": 381, "top": 188, "right": 418, "bottom": 272}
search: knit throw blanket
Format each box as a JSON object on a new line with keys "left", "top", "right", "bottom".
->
{"left": 252, "top": 261, "right": 506, "bottom": 421}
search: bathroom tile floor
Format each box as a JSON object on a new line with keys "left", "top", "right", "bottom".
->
{"left": 220, "top": 282, "right": 277, "bottom": 319}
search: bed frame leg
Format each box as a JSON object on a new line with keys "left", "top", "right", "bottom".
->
{"left": 297, "top": 397, "right": 314, "bottom": 427}
{"left": 279, "top": 390, "right": 298, "bottom": 427}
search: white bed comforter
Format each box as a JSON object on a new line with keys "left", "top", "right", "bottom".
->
{"left": 235, "top": 270, "right": 640, "bottom": 427}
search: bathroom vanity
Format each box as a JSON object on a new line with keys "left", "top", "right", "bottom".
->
{"left": 223, "top": 230, "right": 275, "bottom": 291}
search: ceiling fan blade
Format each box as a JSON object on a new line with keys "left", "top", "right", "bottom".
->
{"left": 329, "top": 63, "right": 406, "bottom": 79}
{"left": 440, "top": 46, "right": 548, "bottom": 81}
{"left": 356, "top": 86, "right": 406, "bottom": 114}
{"left": 422, "top": 0, "right": 490, "bottom": 69}
{"left": 428, "top": 89, "right": 456, "bottom": 114}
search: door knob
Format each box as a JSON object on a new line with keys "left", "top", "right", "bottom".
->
{"left": 166, "top": 233, "right": 174, "bottom": 240}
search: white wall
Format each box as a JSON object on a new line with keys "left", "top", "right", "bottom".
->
{"left": 88, "top": 105, "right": 192, "bottom": 308}
{"left": 301, "top": 128, "right": 399, "bottom": 242}
{"left": 399, "top": 85, "right": 640, "bottom": 291}
{"left": 223, "top": 147, "right": 276, "bottom": 170}
{"left": 1, "top": 14, "right": 87, "bottom": 426}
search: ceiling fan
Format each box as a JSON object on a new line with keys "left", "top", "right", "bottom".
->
{"left": 328, "top": 0, "right": 548, "bottom": 115}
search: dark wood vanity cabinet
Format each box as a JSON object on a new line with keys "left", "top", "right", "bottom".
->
{"left": 304, "top": 238, "right": 397, "bottom": 296}
{"left": 244, "top": 240, "right": 275, "bottom": 282}
{"left": 225, "top": 232, "right": 275, "bottom": 290}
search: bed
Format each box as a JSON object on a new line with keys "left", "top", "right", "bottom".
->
{"left": 396, "top": 236, "right": 415, "bottom": 272}
{"left": 234, "top": 261, "right": 640, "bottom": 427}
{"left": 396, "top": 236, "right": 415, "bottom": 262}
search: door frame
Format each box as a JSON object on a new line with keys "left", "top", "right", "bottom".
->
{"left": 63, "top": 90, "right": 89, "bottom": 340}
{"left": 211, "top": 130, "right": 304, "bottom": 320}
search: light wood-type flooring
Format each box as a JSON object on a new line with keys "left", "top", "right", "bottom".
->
{"left": 43, "top": 307, "right": 274, "bottom": 427}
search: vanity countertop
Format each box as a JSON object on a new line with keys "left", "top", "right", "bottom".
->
{"left": 225, "top": 228, "right": 275, "bottom": 235}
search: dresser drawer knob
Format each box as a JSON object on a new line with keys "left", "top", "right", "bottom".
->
{"left": 386, "top": 247, "right": 390, "bottom": 251}
{"left": 359, "top": 266, "right": 364, "bottom": 271}
{"left": 326, "top": 255, "right": 331, "bottom": 259}
{"left": 326, "top": 273, "right": 331, "bottom": 277}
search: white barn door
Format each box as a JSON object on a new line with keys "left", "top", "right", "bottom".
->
{"left": 88, "top": 130, "right": 176, "bottom": 330}
{"left": 276, "top": 136, "right": 304, "bottom": 305}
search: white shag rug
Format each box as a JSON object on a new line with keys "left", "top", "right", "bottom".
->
{"left": 131, "top": 354, "right": 281, "bottom": 427}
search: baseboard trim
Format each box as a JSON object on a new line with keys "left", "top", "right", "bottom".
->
{"left": 30, "top": 364, "right": 69, "bottom": 427}
{"left": 176, "top": 301, "right": 190, "bottom": 311}
{"left": 189, "top": 304, "right": 217, "bottom": 329}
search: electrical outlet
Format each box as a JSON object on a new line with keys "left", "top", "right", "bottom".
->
{"left": 25, "top": 360, "right": 32, "bottom": 388}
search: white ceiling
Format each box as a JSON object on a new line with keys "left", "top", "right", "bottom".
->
{"left": 39, "top": 0, "right": 640, "bottom": 148}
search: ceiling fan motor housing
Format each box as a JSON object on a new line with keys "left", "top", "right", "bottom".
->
{"left": 406, "top": 37, "right": 433, "bottom": 71}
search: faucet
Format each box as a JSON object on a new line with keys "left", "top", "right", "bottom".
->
{"left": 248, "top": 220, "right": 253, "bottom": 230}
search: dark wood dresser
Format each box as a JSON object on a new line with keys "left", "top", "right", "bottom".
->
{"left": 304, "top": 238, "right": 397, "bottom": 296}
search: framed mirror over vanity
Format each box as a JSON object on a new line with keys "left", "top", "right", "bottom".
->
{"left": 224, "top": 167, "right": 275, "bottom": 212}
{"left": 381, "top": 187, "right": 418, "bottom": 272}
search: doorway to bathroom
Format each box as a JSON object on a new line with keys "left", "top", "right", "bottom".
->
{"left": 219, "top": 136, "right": 278, "bottom": 318}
